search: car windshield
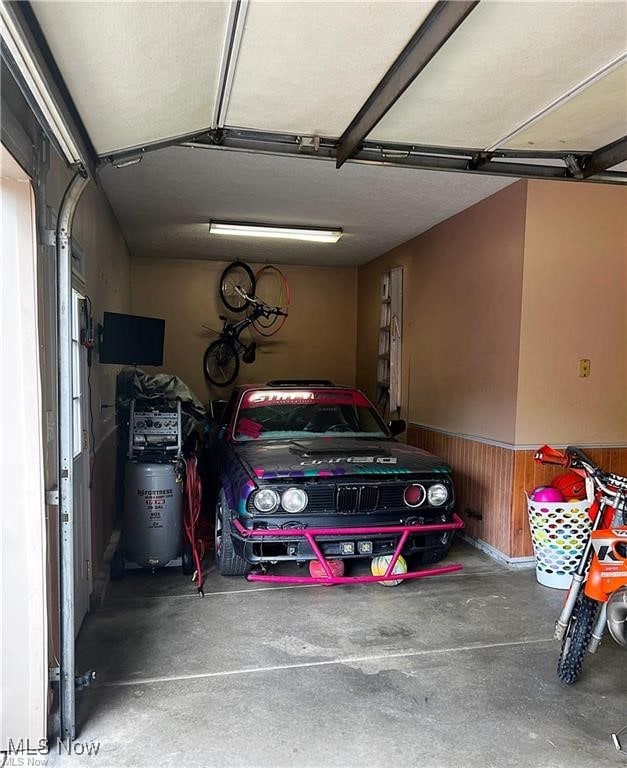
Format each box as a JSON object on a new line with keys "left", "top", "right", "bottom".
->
{"left": 234, "top": 389, "right": 389, "bottom": 441}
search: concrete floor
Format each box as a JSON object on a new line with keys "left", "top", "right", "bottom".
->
{"left": 49, "top": 542, "right": 625, "bottom": 768}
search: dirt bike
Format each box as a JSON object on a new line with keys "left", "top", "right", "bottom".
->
{"left": 534, "top": 445, "right": 627, "bottom": 685}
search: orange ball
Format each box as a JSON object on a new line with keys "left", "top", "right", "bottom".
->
{"left": 551, "top": 472, "right": 586, "bottom": 500}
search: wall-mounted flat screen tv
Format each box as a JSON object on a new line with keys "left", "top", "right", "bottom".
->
{"left": 99, "top": 312, "right": 165, "bottom": 366}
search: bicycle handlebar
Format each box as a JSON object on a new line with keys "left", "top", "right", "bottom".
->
{"left": 234, "top": 286, "right": 288, "bottom": 317}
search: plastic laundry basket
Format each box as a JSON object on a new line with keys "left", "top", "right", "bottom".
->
{"left": 526, "top": 493, "right": 592, "bottom": 589}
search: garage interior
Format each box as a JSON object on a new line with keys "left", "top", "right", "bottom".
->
{"left": 1, "top": 1, "right": 626, "bottom": 766}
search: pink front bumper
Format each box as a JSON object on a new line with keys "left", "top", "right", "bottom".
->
{"left": 232, "top": 512, "right": 464, "bottom": 585}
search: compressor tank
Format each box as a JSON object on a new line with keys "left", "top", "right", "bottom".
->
{"left": 124, "top": 462, "right": 182, "bottom": 568}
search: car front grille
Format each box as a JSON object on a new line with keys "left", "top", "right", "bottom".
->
{"left": 336, "top": 485, "right": 380, "bottom": 513}
{"left": 247, "top": 481, "right": 449, "bottom": 516}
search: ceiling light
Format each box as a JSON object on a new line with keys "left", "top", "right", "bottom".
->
{"left": 209, "top": 221, "right": 343, "bottom": 244}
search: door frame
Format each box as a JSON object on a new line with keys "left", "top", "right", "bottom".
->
{"left": 70, "top": 272, "right": 93, "bottom": 635}
{"left": 57, "top": 173, "right": 90, "bottom": 742}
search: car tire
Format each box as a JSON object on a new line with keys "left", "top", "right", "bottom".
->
{"left": 215, "top": 502, "right": 249, "bottom": 576}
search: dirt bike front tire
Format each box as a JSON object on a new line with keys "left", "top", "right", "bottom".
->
{"left": 557, "top": 591, "right": 599, "bottom": 685}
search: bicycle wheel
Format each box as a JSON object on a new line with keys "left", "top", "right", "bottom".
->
{"left": 203, "top": 339, "right": 240, "bottom": 387}
{"left": 557, "top": 590, "right": 599, "bottom": 685}
{"left": 220, "top": 261, "right": 256, "bottom": 313}
{"left": 251, "top": 265, "right": 290, "bottom": 337}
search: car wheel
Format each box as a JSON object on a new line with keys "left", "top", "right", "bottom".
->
{"left": 215, "top": 502, "right": 249, "bottom": 576}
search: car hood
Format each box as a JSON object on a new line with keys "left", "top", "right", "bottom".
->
{"left": 233, "top": 438, "right": 451, "bottom": 481}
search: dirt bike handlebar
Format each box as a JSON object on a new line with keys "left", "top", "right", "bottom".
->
{"left": 533, "top": 445, "right": 570, "bottom": 466}
{"left": 534, "top": 445, "right": 598, "bottom": 471}
{"left": 535, "top": 444, "right": 627, "bottom": 501}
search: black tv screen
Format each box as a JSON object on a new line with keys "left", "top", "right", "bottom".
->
{"left": 100, "top": 312, "right": 165, "bottom": 366}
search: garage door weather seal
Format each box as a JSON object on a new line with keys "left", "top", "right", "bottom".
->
{"left": 232, "top": 513, "right": 464, "bottom": 585}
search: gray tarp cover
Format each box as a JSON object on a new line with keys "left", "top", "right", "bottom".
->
{"left": 116, "top": 367, "right": 206, "bottom": 439}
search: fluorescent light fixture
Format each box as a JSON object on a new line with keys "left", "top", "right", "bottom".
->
{"left": 209, "top": 221, "right": 343, "bottom": 244}
{"left": 0, "top": 5, "right": 82, "bottom": 165}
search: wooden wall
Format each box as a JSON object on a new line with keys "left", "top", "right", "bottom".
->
{"left": 409, "top": 424, "right": 627, "bottom": 559}
{"left": 408, "top": 424, "right": 515, "bottom": 556}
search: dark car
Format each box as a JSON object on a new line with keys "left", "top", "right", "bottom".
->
{"left": 207, "top": 381, "right": 461, "bottom": 578}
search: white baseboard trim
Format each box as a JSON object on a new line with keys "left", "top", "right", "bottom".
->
{"left": 460, "top": 532, "right": 535, "bottom": 568}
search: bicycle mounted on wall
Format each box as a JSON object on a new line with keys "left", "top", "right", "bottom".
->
{"left": 203, "top": 261, "right": 289, "bottom": 387}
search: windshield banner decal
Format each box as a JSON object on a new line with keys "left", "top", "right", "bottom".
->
{"left": 242, "top": 389, "right": 371, "bottom": 408}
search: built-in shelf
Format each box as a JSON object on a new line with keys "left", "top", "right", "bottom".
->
{"left": 376, "top": 267, "right": 403, "bottom": 417}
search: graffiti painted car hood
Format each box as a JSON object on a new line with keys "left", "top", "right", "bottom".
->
{"left": 234, "top": 438, "right": 451, "bottom": 481}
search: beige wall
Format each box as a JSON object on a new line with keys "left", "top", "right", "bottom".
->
{"left": 358, "top": 181, "right": 528, "bottom": 444}
{"left": 131, "top": 257, "right": 358, "bottom": 401}
{"left": 515, "top": 181, "right": 627, "bottom": 445}
{"left": 357, "top": 178, "right": 626, "bottom": 558}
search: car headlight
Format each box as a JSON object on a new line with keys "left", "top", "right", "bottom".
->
{"left": 252, "top": 488, "right": 280, "bottom": 514}
{"left": 281, "top": 487, "right": 308, "bottom": 513}
{"left": 427, "top": 483, "right": 448, "bottom": 506}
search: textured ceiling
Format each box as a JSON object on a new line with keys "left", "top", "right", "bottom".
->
{"left": 24, "top": 0, "right": 625, "bottom": 271}
{"left": 99, "top": 145, "right": 515, "bottom": 267}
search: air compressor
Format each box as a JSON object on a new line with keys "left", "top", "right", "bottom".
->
{"left": 111, "top": 399, "right": 193, "bottom": 577}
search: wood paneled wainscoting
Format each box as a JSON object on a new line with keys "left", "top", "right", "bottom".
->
{"left": 407, "top": 425, "right": 517, "bottom": 557}
{"left": 407, "top": 424, "right": 627, "bottom": 561}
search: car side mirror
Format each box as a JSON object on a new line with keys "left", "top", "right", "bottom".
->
{"left": 388, "top": 419, "right": 406, "bottom": 437}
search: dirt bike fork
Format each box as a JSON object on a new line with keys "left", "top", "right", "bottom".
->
{"left": 554, "top": 499, "right": 609, "bottom": 641}
{"left": 588, "top": 602, "right": 607, "bottom": 653}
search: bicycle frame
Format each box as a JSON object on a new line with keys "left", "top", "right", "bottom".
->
{"left": 222, "top": 301, "right": 284, "bottom": 348}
